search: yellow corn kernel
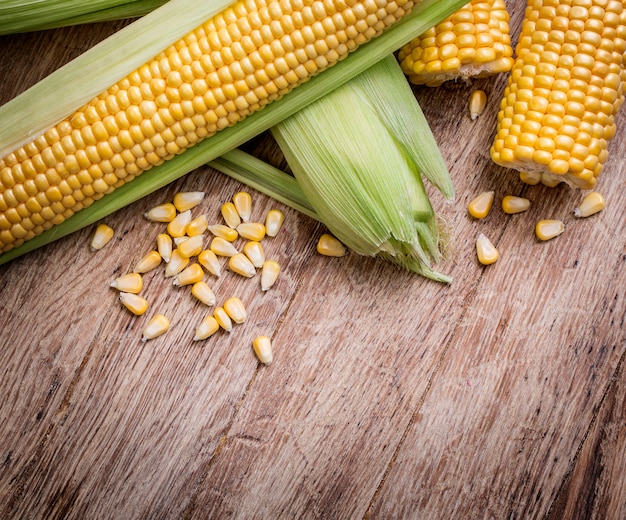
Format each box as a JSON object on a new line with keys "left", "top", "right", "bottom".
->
{"left": 213, "top": 306, "right": 232, "bottom": 333}
{"left": 164, "top": 248, "right": 189, "bottom": 277}
{"left": 229, "top": 252, "right": 256, "bottom": 278}
{"left": 173, "top": 191, "right": 204, "bottom": 212}
{"left": 535, "top": 219, "right": 565, "bottom": 241}
{"left": 261, "top": 260, "right": 280, "bottom": 291}
{"left": 177, "top": 234, "right": 204, "bottom": 258}
{"left": 501, "top": 195, "right": 530, "bottom": 214}
{"left": 110, "top": 272, "right": 143, "bottom": 293}
{"left": 541, "top": 174, "right": 561, "bottom": 188}
{"left": 90, "top": 223, "right": 114, "bottom": 251}
{"left": 186, "top": 214, "right": 209, "bottom": 236}
{"left": 207, "top": 224, "right": 238, "bottom": 242}
{"left": 210, "top": 236, "right": 238, "bottom": 257}
{"left": 198, "top": 249, "right": 221, "bottom": 277}
{"left": 167, "top": 209, "right": 192, "bottom": 238}
{"left": 221, "top": 201, "right": 241, "bottom": 228}
{"left": 224, "top": 296, "right": 247, "bottom": 324}
{"left": 194, "top": 314, "right": 220, "bottom": 341}
{"left": 233, "top": 191, "right": 252, "bottom": 222}
{"left": 265, "top": 209, "right": 284, "bottom": 237}
{"left": 142, "top": 314, "right": 170, "bottom": 341}
{"left": 574, "top": 192, "right": 605, "bottom": 218}
{"left": 519, "top": 171, "right": 541, "bottom": 186}
{"left": 469, "top": 90, "right": 487, "bottom": 120}
{"left": 133, "top": 250, "right": 162, "bottom": 273}
{"left": 252, "top": 335, "right": 273, "bottom": 364}
{"left": 173, "top": 262, "right": 204, "bottom": 286}
{"left": 144, "top": 203, "right": 177, "bottom": 223}
{"left": 119, "top": 292, "right": 148, "bottom": 315}
{"left": 243, "top": 240, "right": 265, "bottom": 268}
{"left": 191, "top": 281, "right": 216, "bottom": 306}
{"left": 317, "top": 233, "right": 346, "bottom": 257}
{"left": 156, "top": 233, "right": 173, "bottom": 263}
{"left": 467, "top": 191, "right": 495, "bottom": 219}
{"left": 475, "top": 233, "right": 499, "bottom": 265}
{"left": 236, "top": 222, "right": 266, "bottom": 241}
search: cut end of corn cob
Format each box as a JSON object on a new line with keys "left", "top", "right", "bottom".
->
{"left": 398, "top": 0, "right": 514, "bottom": 86}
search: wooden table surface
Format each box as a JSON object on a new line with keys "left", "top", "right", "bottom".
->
{"left": 1, "top": 2, "right": 625, "bottom": 518}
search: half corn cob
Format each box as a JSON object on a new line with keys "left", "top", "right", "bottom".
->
{"left": 397, "top": 0, "right": 514, "bottom": 86}
{"left": 490, "top": 0, "right": 626, "bottom": 189}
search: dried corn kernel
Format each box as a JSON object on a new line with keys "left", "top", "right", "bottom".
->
{"left": 90, "top": 223, "right": 114, "bottom": 251}
{"left": 237, "top": 222, "right": 266, "bottom": 241}
{"left": 233, "top": 191, "right": 252, "bottom": 222}
{"left": 469, "top": 90, "right": 487, "bottom": 120}
{"left": 207, "top": 224, "right": 238, "bottom": 242}
{"left": 535, "top": 220, "right": 565, "bottom": 241}
{"left": 133, "top": 250, "right": 162, "bottom": 274}
{"left": 119, "top": 292, "right": 148, "bottom": 315}
{"left": 468, "top": 191, "right": 495, "bottom": 219}
{"left": 144, "top": 203, "right": 177, "bottom": 223}
{"left": 173, "top": 263, "right": 204, "bottom": 286}
{"left": 317, "top": 233, "right": 346, "bottom": 257}
{"left": 177, "top": 234, "right": 204, "bottom": 258}
{"left": 164, "top": 249, "right": 189, "bottom": 277}
{"left": 224, "top": 297, "right": 247, "bottom": 324}
{"left": 229, "top": 252, "right": 256, "bottom": 278}
{"left": 214, "top": 307, "right": 232, "bottom": 332}
{"left": 157, "top": 233, "right": 173, "bottom": 262}
{"left": 574, "top": 192, "right": 605, "bottom": 218}
{"left": 167, "top": 209, "right": 192, "bottom": 238}
{"left": 110, "top": 272, "right": 143, "bottom": 294}
{"left": 198, "top": 249, "right": 221, "bottom": 277}
{"left": 142, "top": 314, "right": 170, "bottom": 341}
{"left": 191, "top": 281, "right": 216, "bottom": 306}
{"left": 265, "top": 209, "right": 284, "bottom": 237}
{"left": 243, "top": 240, "right": 265, "bottom": 268}
{"left": 194, "top": 314, "right": 220, "bottom": 340}
{"left": 173, "top": 191, "right": 204, "bottom": 212}
{"left": 252, "top": 335, "right": 273, "bottom": 364}
{"left": 186, "top": 214, "right": 209, "bottom": 236}
{"left": 475, "top": 233, "right": 499, "bottom": 266}
{"left": 210, "top": 236, "right": 239, "bottom": 257}
{"left": 501, "top": 196, "right": 530, "bottom": 215}
{"left": 221, "top": 201, "right": 241, "bottom": 228}
{"left": 261, "top": 260, "right": 280, "bottom": 291}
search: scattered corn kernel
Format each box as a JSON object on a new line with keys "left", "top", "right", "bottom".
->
{"left": 144, "top": 203, "right": 177, "bottom": 223}
{"left": 133, "top": 250, "right": 162, "bottom": 274}
{"left": 194, "top": 314, "right": 220, "bottom": 340}
{"left": 229, "top": 252, "right": 256, "bottom": 277}
{"left": 177, "top": 234, "right": 205, "bottom": 258}
{"left": 574, "top": 192, "right": 605, "bottom": 218}
{"left": 207, "top": 224, "right": 238, "bottom": 242}
{"left": 173, "top": 236, "right": 190, "bottom": 246}
{"left": 173, "top": 263, "right": 204, "bottom": 286}
{"left": 142, "top": 314, "right": 170, "bottom": 341}
{"left": 173, "top": 191, "right": 205, "bottom": 212}
{"left": 468, "top": 191, "right": 495, "bottom": 219}
{"left": 210, "top": 236, "right": 239, "bottom": 257}
{"left": 221, "top": 201, "right": 241, "bottom": 228}
{"left": 475, "top": 233, "right": 499, "bottom": 266}
{"left": 265, "top": 209, "right": 284, "bottom": 237}
{"left": 214, "top": 306, "right": 233, "bottom": 332}
{"left": 317, "top": 233, "right": 346, "bottom": 257}
{"left": 252, "top": 335, "right": 273, "bottom": 364}
{"left": 167, "top": 209, "right": 192, "bottom": 238}
{"left": 198, "top": 249, "right": 221, "bottom": 277}
{"left": 186, "top": 214, "right": 209, "bottom": 236}
{"left": 119, "top": 292, "right": 148, "bottom": 315}
{"left": 233, "top": 191, "right": 252, "bottom": 222}
{"left": 535, "top": 220, "right": 565, "bottom": 241}
{"left": 243, "top": 240, "right": 265, "bottom": 268}
{"left": 110, "top": 272, "right": 143, "bottom": 294}
{"left": 501, "top": 196, "right": 531, "bottom": 215}
{"left": 224, "top": 297, "right": 247, "bottom": 324}
{"left": 469, "top": 90, "right": 487, "bottom": 120}
{"left": 237, "top": 222, "right": 266, "bottom": 241}
{"left": 164, "top": 249, "right": 189, "bottom": 277}
{"left": 90, "top": 223, "right": 115, "bottom": 251}
{"left": 191, "top": 281, "right": 216, "bottom": 306}
{"left": 261, "top": 260, "right": 281, "bottom": 291}
{"left": 157, "top": 233, "right": 173, "bottom": 262}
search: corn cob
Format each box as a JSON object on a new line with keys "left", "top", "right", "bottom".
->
{"left": 397, "top": 0, "right": 514, "bottom": 86}
{"left": 490, "top": 0, "right": 626, "bottom": 189}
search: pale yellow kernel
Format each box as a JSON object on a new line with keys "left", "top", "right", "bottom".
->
{"left": 232, "top": 191, "right": 252, "bottom": 222}
{"left": 243, "top": 240, "right": 265, "bottom": 268}
{"left": 165, "top": 248, "right": 190, "bottom": 277}
{"left": 229, "top": 252, "right": 257, "bottom": 277}
{"left": 186, "top": 213, "right": 209, "bottom": 236}
{"left": 264, "top": 209, "right": 284, "bottom": 237}
{"left": 210, "top": 236, "right": 239, "bottom": 257}
{"left": 224, "top": 296, "right": 247, "bottom": 324}
{"left": 167, "top": 209, "right": 192, "bottom": 237}
{"left": 173, "top": 263, "right": 204, "bottom": 286}
{"left": 469, "top": 90, "right": 487, "bottom": 120}
{"left": 252, "top": 335, "right": 273, "bottom": 364}
{"left": 574, "top": 192, "right": 605, "bottom": 218}
{"left": 208, "top": 223, "right": 239, "bottom": 241}
{"left": 198, "top": 249, "right": 221, "bottom": 276}
{"left": 501, "top": 195, "right": 531, "bottom": 214}
{"left": 119, "top": 292, "right": 149, "bottom": 315}
{"left": 191, "top": 281, "right": 216, "bottom": 306}
{"left": 236, "top": 221, "right": 266, "bottom": 241}
{"left": 261, "top": 260, "right": 280, "bottom": 291}
{"left": 214, "top": 306, "right": 233, "bottom": 332}
{"left": 467, "top": 191, "right": 495, "bottom": 219}
{"left": 520, "top": 171, "right": 542, "bottom": 185}
{"left": 221, "top": 201, "right": 241, "bottom": 228}
{"left": 110, "top": 272, "right": 143, "bottom": 294}
{"left": 476, "top": 233, "right": 499, "bottom": 266}
{"left": 157, "top": 233, "right": 173, "bottom": 262}
{"left": 133, "top": 250, "right": 162, "bottom": 273}
{"left": 90, "top": 223, "right": 114, "bottom": 250}
{"left": 535, "top": 219, "right": 565, "bottom": 241}
{"left": 177, "top": 234, "right": 205, "bottom": 258}
{"left": 317, "top": 233, "right": 346, "bottom": 257}
{"left": 145, "top": 202, "right": 177, "bottom": 222}
{"left": 173, "top": 191, "right": 205, "bottom": 212}
{"left": 142, "top": 314, "right": 170, "bottom": 341}
{"left": 194, "top": 314, "right": 220, "bottom": 340}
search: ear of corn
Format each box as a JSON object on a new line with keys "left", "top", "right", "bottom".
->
{"left": 490, "top": 0, "right": 626, "bottom": 189}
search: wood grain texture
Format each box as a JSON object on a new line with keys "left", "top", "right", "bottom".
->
{"left": 1, "top": 2, "right": 625, "bottom": 519}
